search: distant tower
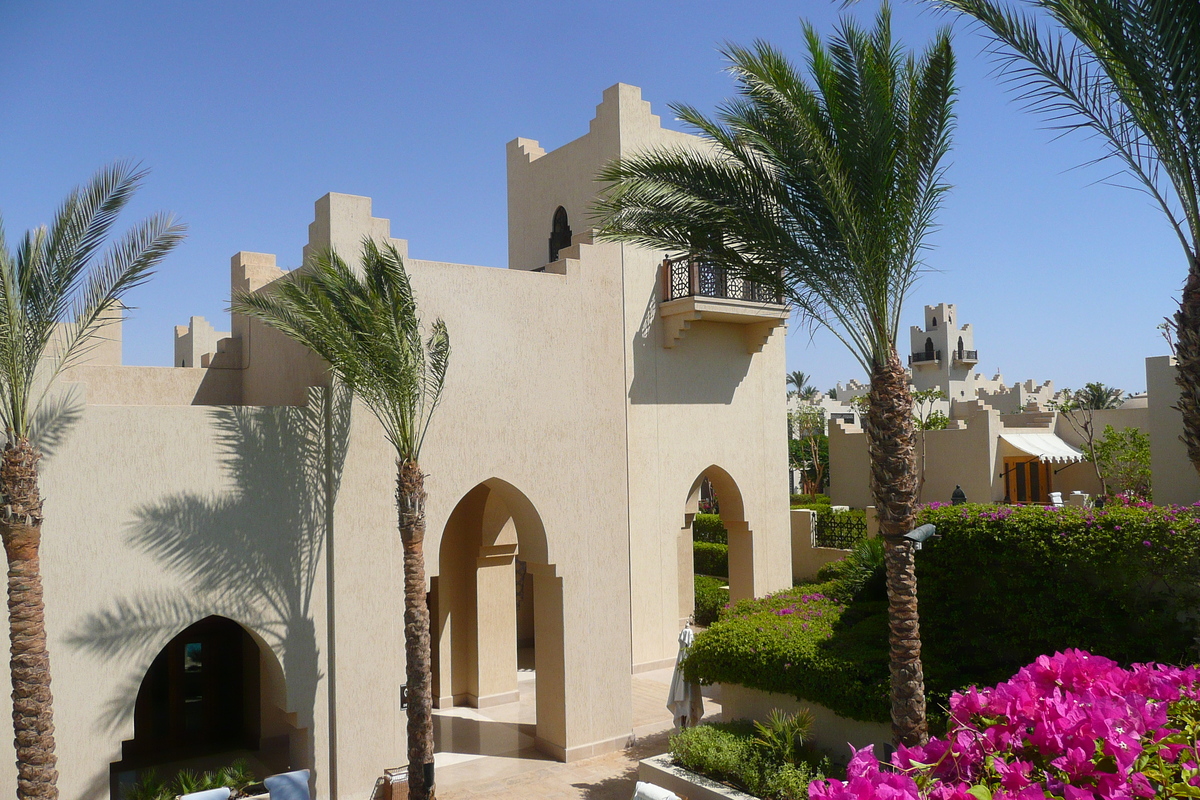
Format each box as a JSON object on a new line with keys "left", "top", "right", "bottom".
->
{"left": 908, "top": 303, "right": 978, "bottom": 401}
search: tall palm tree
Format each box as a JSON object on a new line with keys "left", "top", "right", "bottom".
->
{"left": 0, "top": 163, "right": 185, "bottom": 800}
{"left": 594, "top": 5, "right": 955, "bottom": 746}
{"left": 927, "top": 0, "right": 1200, "bottom": 475}
{"left": 231, "top": 239, "right": 448, "bottom": 800}
{"left": 787, "top": 370, "right": 818, "bottom": 400}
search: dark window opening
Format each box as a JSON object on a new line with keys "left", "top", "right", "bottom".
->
{"left": 924, "top": 337, "right": 935, "bottom": 358}
{"left": 548, "top": 207, "right": 572, "bottom": 263}
{"left": 122, "top": 616, "right": 260, "bottom": 767}
{"left": 957, "top": 337, "right": 964, "bottom": 358}
{"left": 930, "top": 318, "right": 937, "bottom": 328}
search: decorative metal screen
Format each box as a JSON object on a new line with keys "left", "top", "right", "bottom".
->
{"left": 814, "top": 511, "right": 867, "bottom": 549}
{"left": 665, "top": 256, "right": 782, "bottom": 303}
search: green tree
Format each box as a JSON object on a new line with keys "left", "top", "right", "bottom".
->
{"left": 1093, "top": 424, "right": 1152, "bottom": 499}
{"left": 0, "top": 163, "right": 185, "bottom": 800}
{"left": 232, "top": 240, "right": 449, "bottom": 800}
{"left": 929, "top": 0, "right": 1200, "bottom": 477}
{"left": 912, "top": 389, "right": 948, "bottom": 497}
{"left": 594, "top": 5, "right": 955, "bottom": 746}
{"left": 1051, "top": 383, "right": 1123, "bottom": 496}
{"left": 787, "top": 370, "right": 819, "bottom": 400}
{"left": 789, "top": 407, "right": 829, "bottom": 494}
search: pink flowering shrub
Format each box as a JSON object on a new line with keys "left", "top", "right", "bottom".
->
{"left": 809, "top": 650, "right": 1200, "bottom": 800}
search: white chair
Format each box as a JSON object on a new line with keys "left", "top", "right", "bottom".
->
{"left": 264, "top": 769, "right": 311, "bottom": 800}
{"left": 1048, "top": 491, "right": 1063, "bottom": 507}
{"left": 180, "top": 789, "right": 231, "bottom": 800}
{"left": 632, "top": 781, "right": 680, "bottom": 800}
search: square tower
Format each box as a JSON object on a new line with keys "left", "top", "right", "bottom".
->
{"left": 909, "top": 302, "right": 978, "bottom": 400}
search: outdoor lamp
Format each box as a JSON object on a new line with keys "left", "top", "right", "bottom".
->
{"left": 951, "top": 485, "right": 966, "bottom": 505}
{"left": 904, "top": 523, "right": 938, "bottom": 550}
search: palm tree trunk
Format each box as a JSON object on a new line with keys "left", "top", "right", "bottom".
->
{"left": 0, "top": 439, "right": 58, "bottom": 800}
{"left": 1175, "top": 262, "right": 1200, "bottom": 479}
{"left": 865, "top": 353, "right": 928, "bottom": 748}
{"left": 396, "top": 458, "right": 435, "bottom": 800}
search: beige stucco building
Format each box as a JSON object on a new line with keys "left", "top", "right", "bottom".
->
{"left": 19, "top": 84, "right": 793, "bottom": 800}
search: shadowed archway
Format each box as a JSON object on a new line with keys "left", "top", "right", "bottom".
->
{"left": 682, "top": 466, "right": 754, "bottom": 613}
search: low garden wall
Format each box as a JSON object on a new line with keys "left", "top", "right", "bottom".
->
{"left": 790, "top": 507, "right": 878, "bottom": 582}
{"left": 638, "top": 754, "right": 758, "bottom": 800}
{"left": 717, "top": 684, "right": 890, "bottom": 755}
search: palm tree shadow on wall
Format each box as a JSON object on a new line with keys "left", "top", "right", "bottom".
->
{"left": 67, "top": 385, "right": 352, "bottom": 796}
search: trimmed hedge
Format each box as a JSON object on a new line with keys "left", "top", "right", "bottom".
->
{"left": 671, "top": 721, "right": 826, "bottom": 800}
{"left": 693, "top": 513, "right": 728, "bottom": 544}
{"left": 685, "top": 502, "right": 1200, "bottom": 725}
{"left": 694, "top": 575, "right": 729, "bottom": 627}
{"left": 917, "top": 502, "right": 1200, "bottom": 688}
{"left": 683, "top": 584, "right": 891, "bottom": 722}
{"left": 694, "top": 541, "right": 729, "bottom": 578}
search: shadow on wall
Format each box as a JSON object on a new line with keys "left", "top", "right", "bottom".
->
{"left": 627, "top": 280, "right": 753, "bottom": 406}
{"left": 66, "top": 385, "right": 352, "bottom": 798}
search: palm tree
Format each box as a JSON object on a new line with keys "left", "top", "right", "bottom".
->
{"left": 927, "top": 0, "right": 1200, "bottom": 475}
{"left": 0, "top": 163, "right": 185, "bottom": 800}
{"left": 594, "top": 5, "right": 955, "bottom": 746}
{"left": 231, "top": 239, "right": 449, "bottom": 800}
{"left": 787, "top": 370, "right": 818, "bottom": 400}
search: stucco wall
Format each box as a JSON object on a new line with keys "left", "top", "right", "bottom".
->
{"left": 1147, "top": 355, "right": 1200, "bottom": 505}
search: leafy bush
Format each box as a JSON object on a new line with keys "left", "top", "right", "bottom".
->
{"left": 694, "top": 574, "right": 729, "bottom": 627}
{"left": 684, "top": 586, "right": 891, "bottom": 722}
{"left": 810, "top": 650, "right": 1200, "bottom": 800}
{"left": 688, "top": 502, "right": 1200, "bottom": 725}
{"left": 918, "top": 503, "right": 1200, "bottom": 690}
{"left": 693, "top": 513, "right": 728, "bottom": 544}
{"left": 792, "top": 494, "right": 830, "bottom": 506}
{"left": 694, "top": 541, "right": 729, "bottom": 578}
{"left": 129, "top": 760, "right": 257, "bottom": 800}
{"left": 671, "top": 718, "right": 827, "bottom": 800}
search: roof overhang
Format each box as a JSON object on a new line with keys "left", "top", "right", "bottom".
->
{"left": 999, "top": 432, "right": 1085, "bottom": 464}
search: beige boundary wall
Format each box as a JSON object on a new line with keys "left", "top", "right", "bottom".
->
{"left": 718, "top": 683, "right": 891, "bottom": 756}
{"left": 20, "top": 83, "right": 793, "bottom": 800}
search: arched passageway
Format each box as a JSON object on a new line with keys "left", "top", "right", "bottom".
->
{"left": 431, "top": 479, "right": 567, "bottom": 759}
{"left": 682, "top": 466, "right": 755, "bottom": 621}
{"left": 110, "top": 616, "right": 302, "bottom": 799}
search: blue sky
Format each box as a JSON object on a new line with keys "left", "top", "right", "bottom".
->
{"left": 0, "top": 0, "right": 1182, "bottom": 394}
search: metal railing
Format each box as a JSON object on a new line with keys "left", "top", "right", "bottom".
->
{"left": 909, "top": 350, "right": 941, "bottom": 365}
{"left": 814, "top": 511, "right": 867, "bottom": 549}
{"left": 954, "top": 349, "right": 978, "bottom": 362}
{"left": 663, "top": 256, "right": 783, "bottom": 304}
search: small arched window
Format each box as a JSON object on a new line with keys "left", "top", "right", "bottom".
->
{"left": 548, "top": 206, "right": 572, "bottom": 263}
{"left": 924, "top": 337, "right": 935, "bottom": 358}
{"left": 957, "top": 336, "right": 964, "bottom": 358}
{"left": 930, "top": 317, "right": 937, "bottom": 328}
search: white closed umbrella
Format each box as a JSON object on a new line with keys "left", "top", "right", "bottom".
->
{"left": 667, "top": 627, "right": 704, "bottom": 728}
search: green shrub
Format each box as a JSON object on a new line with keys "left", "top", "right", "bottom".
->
{"left": 791, "top": 494, "right": 830, "bottom": 506}
{"left": 687, "top": 502, "right": 1200, "bottom": 727}
{"left": 670, "top": 720, "right": 826, "bottom": 799}
{"left": 917, "top": 502, "right": 1200, "bottom": 688}
{"left": 694, "top": 574, "right": 729, "bottom": 627}
{"left": 129, "top": 760, "right": 257, "bottom": 800}
{"left": 694, "top": 541, "right": 729, "bottom": 578}
{"left": 693, "top": 513, "right": 727, "bottom": 544}
{"left": 684, "top": 586, "right": 891, "bottom": 722}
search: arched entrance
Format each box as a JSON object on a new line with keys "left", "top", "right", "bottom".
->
{"left": 683, "top": 466, "right": 755, "bottom": 616}
{"left": 431, "top": 479, "right": 567, "bottom": 759}
{"left": 110, "top": 616, "right": 301, "bottom": 798}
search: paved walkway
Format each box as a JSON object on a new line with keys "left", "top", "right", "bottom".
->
{"left": 434, "top": 665, "right": 721, "bottom": 800}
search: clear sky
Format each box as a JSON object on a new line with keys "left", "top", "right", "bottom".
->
{"left": 0, "top": 0, "right": 1182, "bottom": 395}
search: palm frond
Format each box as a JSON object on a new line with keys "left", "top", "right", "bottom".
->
{"left": 932, "top": 0, "right": 1199, "bottom": 261}
{"left": 593, "top": 5, "right": 956, "bottom": 371}
{"left": 0, "top": 163, "right": 183, "bottom": 439}
{"left": 230, "top": 239, "right": 450, "bottom": 461}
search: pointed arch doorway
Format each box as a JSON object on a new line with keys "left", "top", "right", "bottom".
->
{"left": 431, "top": 479, "right": 567, "bottom": 760}
{"left": 681, "top": 466, "right": 755, "bottom": 627}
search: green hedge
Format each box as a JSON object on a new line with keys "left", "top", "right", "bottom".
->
{"left": 791, "top": 494, "right": 830, "bottom": 506}
{"left": 683, "top": 584, "right": 891, "bottom": 722}
{"left": 694, "top": 575, "right": 729, "bottom": 627}
{"left": 685, "top": 503, "right": 1200, "bottom": 724}
{"left": 917, "top": 502, "right": 1200, "bottom": 688}
{"left": 670, "top": 721, "right": 826, "bottom": 800}
{"left": 694, "top": 541, "right": 729, "bottom": 578}
{"left": 693, "top": 513, "right": 728, "bottom": 544}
